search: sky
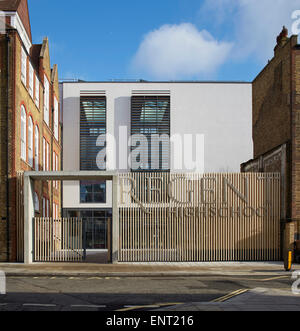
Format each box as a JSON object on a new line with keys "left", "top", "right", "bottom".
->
{"left": 28, "top": 0, "right": 300, "bottom": 82}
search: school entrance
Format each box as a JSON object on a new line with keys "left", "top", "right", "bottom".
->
{"left": 32, "top": 213, "right": 112, "bottom": 263}
{"left": 22, "top": 171, "right": 281, "bottom": 264}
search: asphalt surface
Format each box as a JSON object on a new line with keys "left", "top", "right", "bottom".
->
{"left": 0, "top": 274, "right": 295, "bottom": 311}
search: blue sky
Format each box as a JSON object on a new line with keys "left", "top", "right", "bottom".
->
{"left": 28, "top": 0, "right": 300, "bottom": 82}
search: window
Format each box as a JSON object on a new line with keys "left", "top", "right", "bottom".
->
{"left": 21, "top": 47, "right": 27, "bottom": 85}
{"left": 42, "top": 198, "right": 49, "bottom": 217}
{"left": 35, "top": 126, "right": 39, "bottom": 171}
{"left": 34, "top": 193, "right": 39, "bottom": 212}
{"left": 35, "top": 75, "right": 39, "bottom": 107}
{"left": 46, "top": 141, "right": 49, "bottom": 171}
{"left": 53, "top": 152, "right": 58, "bottom": 189}
{"left": 29, "top": 63, "right": 34, "bottom": 98}
{"left": 56, "top": 154, "right": 59, "bottom": 189}
{"left": 43, "top": 138, "right": 49, "bottom": 171}
{"left": 42, "top": 198, "right": 45, "bottom": 216}
{"left": 21, "top": 105, "right": 26, "bottom": 161}
{"left": 43, "top": 138, "right": 46, "bottom": 170}
{"left": 80, "top": 96, "right": 106, "bottom": 170}
{"left": 54, "top": 96, "right": 59, "bottom": 140}
{"left": 80, "top": 181, "right": 106, "bottom": 204}
{"left": 131, "top": 96, "right": 170, "bottom": 171}
{"left": 28, "top": 117, "right": 33, "bottom": 167}
{"left": 44, "top": 76, "right": 49, "bottom": 125}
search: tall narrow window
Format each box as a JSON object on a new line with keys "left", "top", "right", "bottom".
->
{"left": 35, "top": 126, "right": 39, "bottom": 171}
{"left": 44, "top": 76, "right": 49, "bottom": 126}
{"left": 43, "top": 138, "right": 46, "bottom": 171}
{"left": 131, "top": 96, "right": 170, "bottom": 171}
{"left": 46, "top": 141, "right": 50, "bottom": 171}
{"left": 42, "top": 198, "right": 45, "bottom": 216}
{"left": 21, "top": 48, "right": 27, "bottom": 85}
{"left": 80, "top": 96, "right": 107, "bottom": 203}
{"left": 34, "top": 193, "right": 39, "bottom": 212}
{"left": 80, "top": 96, "right": 106, "bottom": 170}
{"left": 28, "top": 117, "right": 33, "bottom": 167}
{"left": 29, "top": 63, "right": 34, "bottom": 98}
{"left": 54, "top": 96, "right": 59, "bottom": 140}
{"left": 35, "top": 75, "right": 39, "bottom": 107}
{"left": 21, "top": 106, "right": 27, "bottom": 161}
{"left": 56, "top": 154, "right": 59, "bottom": 188}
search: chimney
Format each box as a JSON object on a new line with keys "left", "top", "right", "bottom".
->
{"left": 274, "top": 26, "right": 289, "bottom": 55}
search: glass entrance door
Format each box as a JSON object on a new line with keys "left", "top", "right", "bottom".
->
{"left": 85, "top": 219, "right": 107, "bottom": 249}
{"left": 64, "top": 209, "right": 112, "bottom": 251}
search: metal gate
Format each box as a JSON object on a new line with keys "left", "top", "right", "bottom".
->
{"left": 118, "top": 173, "right": 281, "bottom": 262}
{"left": 33, "top": 218, "right": 84, "bottom": 262}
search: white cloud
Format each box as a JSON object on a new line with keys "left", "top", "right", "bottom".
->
{"left": 199, "top": 0, "right": 300, "bottom": 62}
{"left": 131, "top": 23, "right": 233, "bottom": 80}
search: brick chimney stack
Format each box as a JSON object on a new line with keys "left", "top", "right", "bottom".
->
{"left": 274, "top": 26, "right": 289, "bottom": 55}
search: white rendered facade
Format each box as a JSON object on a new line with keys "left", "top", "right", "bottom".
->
{"left": 61, "top": 81, "right": 252, "bottom": 210}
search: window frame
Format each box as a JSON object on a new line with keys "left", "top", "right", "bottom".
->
{"left": 54, "top": 96, "right": 59, "bottom": 140}
{"left": 131, "top": 96, "right": 171, "bottom": 172}
{"left": 28, "top": 62, "right": 34, "bottom": 98}
{"left": 20, "top": 105, "right": 27, "bottom": 161}
{"left": 34, "top": 125, "right": 39, "bottom": 171}
{"left": 44, "top": 75, "right": 50, "bottom": 126}
{"left": 28, "top": 116, "right": 33, "bottom": 167}
{"left": 80, "top": 181, "right": 107, "bottom": 204}
{"left": 21, "top": 47, "right": 27, "bottom": 86}
{"left": 35, "top": 74, "right": 39, "bottom": 108}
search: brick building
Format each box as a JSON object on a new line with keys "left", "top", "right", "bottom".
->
{"left": 242, "top": 27, "right": 300, "bottom": 258}
{"left": 0, "top": 0, "right": 61, "bottom": 262}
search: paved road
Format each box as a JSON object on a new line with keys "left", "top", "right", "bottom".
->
{"left": 0, "top": 274, "right": 295, "bottom": 311}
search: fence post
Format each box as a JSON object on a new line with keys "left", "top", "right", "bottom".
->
{"left": 112, "top": 175, "right": 119, "bottom": 263}
{"left": 24, "top": 175, "right": 35, "bottom": 264}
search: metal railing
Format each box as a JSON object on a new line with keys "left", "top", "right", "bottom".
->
{"left": 33, "top": 218, "right": 84, "bottom": 262}
{"left": 118, "top": 172, "right": 281, "bottom": 262}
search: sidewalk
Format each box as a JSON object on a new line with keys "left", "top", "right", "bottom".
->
{"left": 0, "top": 262, "right": 299, "bottom": 277}
{"left": 156, "top": 287, "right": 300, "bottom": 311}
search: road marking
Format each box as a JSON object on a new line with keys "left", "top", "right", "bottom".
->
{"left": 154, "top": 302, "right": 183, "bottom": 307}
{"left": 70, "top": 305, "right": 106, "bottom": 309}
{"left": 116, "top": 302, "right": 182, "bottom": 312}
{"left": 0, "top": 303, "right": 8, "bottom": 306}
{"left": 212, "top": 289, "right": 249, "bottom": 303}
{"left": 87, "top": 277, "right": 102, "bottom": 280}
{"left": 259, "top": 276, "right": 289, "bottom": 282}
{"left": 117, "top": 305, "right": 160, "bottom": 312}
{"left": 23, "top": 303, "right": 57, "bottom": 307}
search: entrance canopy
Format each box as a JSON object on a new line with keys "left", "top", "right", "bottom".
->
{"left": 23, "top": 171, "right": 119, "bottom": 264}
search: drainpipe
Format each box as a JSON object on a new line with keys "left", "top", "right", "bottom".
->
{"left": 6, "top": 33, "right": 10, "bottom": 262}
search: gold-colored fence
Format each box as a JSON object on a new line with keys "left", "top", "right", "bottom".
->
{"left": 33, "top": 218, "right": 84, "bottom": 262}
{"left": 118, "top": 173, "right": 281, "bottom": 262}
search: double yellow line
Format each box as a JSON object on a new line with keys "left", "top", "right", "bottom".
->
{"left": 212, "top": 289, "right": 249, "bottom": 303}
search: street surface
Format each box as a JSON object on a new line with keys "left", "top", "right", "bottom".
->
{"left": 0, "top": 274, "right": 297, "bottom": 311}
